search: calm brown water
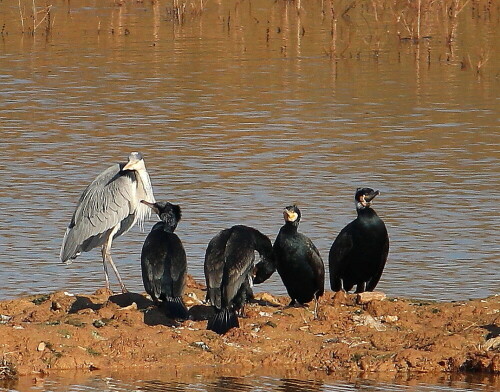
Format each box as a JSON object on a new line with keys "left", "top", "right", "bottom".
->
{"left": 1, "top": 369, "right": 500, "bottom": 392}
{"left": 0, "top": 0, "right": 499, "bottom": 389}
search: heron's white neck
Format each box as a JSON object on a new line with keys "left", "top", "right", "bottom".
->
{"left": 135, "top": 167, "right": 156, "bottom": 230}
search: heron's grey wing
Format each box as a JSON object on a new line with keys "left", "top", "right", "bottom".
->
{"left": 328, "top": 225, "right": 354, "bottom": 291}
{"left": 204, "top": 229, "right": 231, "bottom": 307}
{"left": 366, "top": 233, "right": 389, "bottom": 291}
{"left": 60, "top": 164, "right": 137, "bottom": 261}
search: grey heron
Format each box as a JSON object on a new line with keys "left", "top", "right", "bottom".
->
{"left": 60, "top": 152, "right": 156, "bottom": 293}
{"left": 140, "top": 200, "right": 189, "bottom": 320}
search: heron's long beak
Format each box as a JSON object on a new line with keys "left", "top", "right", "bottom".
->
{"left": 123, "top": 161, "right": 136, "bottom": 171}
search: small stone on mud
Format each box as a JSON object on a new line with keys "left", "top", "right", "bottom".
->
{"left": 481, "top": 336, "right": 500, "bottom": 351}
{"left": 117, "top": 302, "right": 137, "bottom": 311}
{"left": 0, "top": 314, "right": 11, "bottom": 324}
{"left": 357, "top": 291, "right": 386, "bottom": 304}
{"left": 37, "top": 342, "right": 46, "bottom": 352}
{"left": 380, "top": 315, "right": 399, "bottom": 323}
{"left": 191, "top": 341, "right": 210, "bottom": 351}
{"left": 92, "top": 319, "right": 107, "bottom": 328}
{"left": 186, "top": 292, "right": 203, "bottom": 305}
{"left": 353, "top": 314, "right": 386, "bottom": 331}
{"left": 51, "top": 301, "right": 62, "bottom": 311}
{"left": 255, "top": 292, "right": 281, "bottom": 306}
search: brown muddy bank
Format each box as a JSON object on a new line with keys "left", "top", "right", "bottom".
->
{"left": 0, "top": 276, "right": 498, "bottom": 380}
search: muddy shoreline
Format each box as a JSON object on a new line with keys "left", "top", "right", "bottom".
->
{"left": 0, "top": 277, "right": 498, "bottom": 380}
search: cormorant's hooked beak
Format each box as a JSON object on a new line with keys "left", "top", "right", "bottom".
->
{"left": 140, "top": 200, "right": 159, "bottom": 215}
{"left": 283, "top": 208, "right": 299, "bottom": 222}
{"left": 364, "top": 190, "right": 380, "bottom": 203}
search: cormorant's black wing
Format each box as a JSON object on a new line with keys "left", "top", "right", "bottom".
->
{"left": 141, "top": 228, "right": 167, "bottom": 302}
{"left": 204, "top": 229, "right": 231, "bottom": 308}
{"left": 366, "top": 232, "right": 389, "bottom": 291}
{"left": 328, "top": 224, "right": 354, "bottom": 291}
{"left": 304, "top": 236, "right": 325, "bottom": 296}
{"left": 166, "top": 234, "right": 187, "bottom": 298}
{"left": 222, "top": 232, "right": 255, "bottom": 307}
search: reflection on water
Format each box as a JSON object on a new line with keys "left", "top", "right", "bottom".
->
{"left": 0, "top": 3, "right": 498, "bottom": 300}
{"left": 2, "top": 371, "right": 500, "bottom": 392}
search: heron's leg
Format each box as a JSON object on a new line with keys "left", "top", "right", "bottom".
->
{"left": 102, "top": 227, "right": 128, "bottom": 294}
{"left": 107, "top": 253, "right": 128, "bottom": 294}
{"left": 100, "top": 246, "right": 111, "bottom": 291}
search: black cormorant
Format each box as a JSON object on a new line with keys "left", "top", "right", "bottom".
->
{"left": 140, "top": 200, "right": 189, "bottom": 319}
{"left": 204, "top": 225, "right": 275, "bottom": 334}
{"left": 329, "top": 188, "right": 389, "bottom": 293}
{"left": 273, "top": 205, "right": 325, "bottom": 314}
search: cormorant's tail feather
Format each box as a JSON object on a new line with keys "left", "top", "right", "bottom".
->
{"left": 162, "top": 296, "right": 189, "bottom": 320}
{"left": 207, "top": 308, "right": 239, "bottom": 335}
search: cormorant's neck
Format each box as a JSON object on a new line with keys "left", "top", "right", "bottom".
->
{"left": 153, "top": 221, "right": 175, "bottom": 233}
{"left": 254, "top": 231, "right": 273, "bottom": 257}
{"left": 357, "top": 207, "right": 378, "bottom": 218}
{"left": 282, "top": 221, "right": 299, "bottom": 233}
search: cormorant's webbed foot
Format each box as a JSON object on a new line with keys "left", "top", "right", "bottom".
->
{"left": 286, "top": 299, "right": 307, "bottom": 309}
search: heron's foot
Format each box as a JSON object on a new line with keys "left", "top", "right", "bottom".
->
{"left": 120, "top": 287, "right": 129, "bottom": 294}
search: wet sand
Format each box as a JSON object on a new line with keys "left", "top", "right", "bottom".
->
{"left": 0, "top": 276, "right": 498, "bottom": 379}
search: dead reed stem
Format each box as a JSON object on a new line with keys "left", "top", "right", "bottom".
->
{"left": 18, "top": 0, "right": 25, "bottom": 33}
{"left": 17, "top": 0, "right": 52, "bottom": 35}
{"left": 417, "top": 0, "right": 421, "bottom": 40}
